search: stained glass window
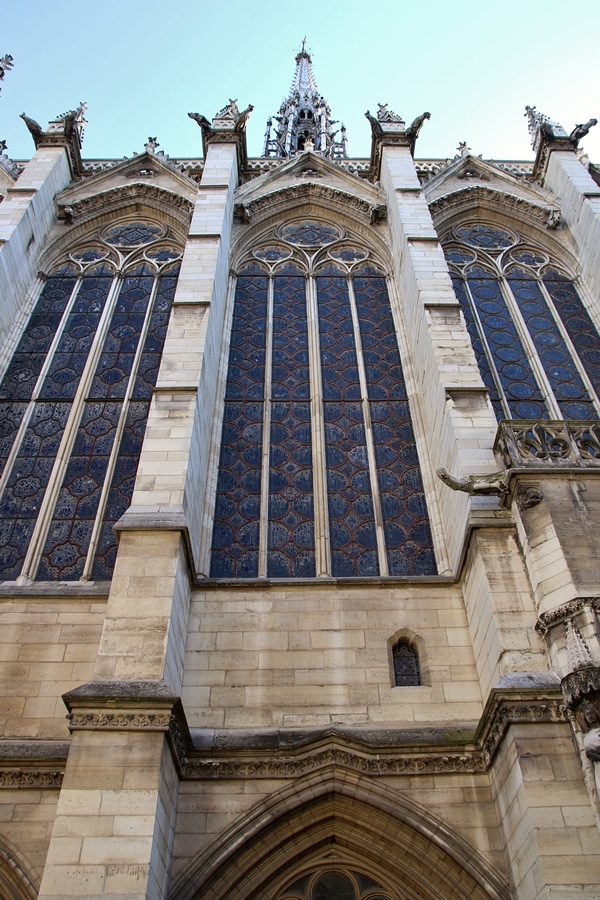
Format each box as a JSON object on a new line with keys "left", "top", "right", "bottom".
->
{"left": 0, "top": 220, "right": 181, "bottom": 581}
{"left": 278, "top": 868, "right": 392, "bottom": 900}
{"left": 393, "top": 640, "right": 421, "bottom": 686}
{"left": 210, "top": 223, "right": 437, "bottom": 579}
{"left": 444, "top": 225, "right": 600, "bottom": 422}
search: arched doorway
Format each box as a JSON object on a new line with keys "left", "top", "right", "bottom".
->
{"left": 170, "top": 771, "right": 509, "bottom": 900}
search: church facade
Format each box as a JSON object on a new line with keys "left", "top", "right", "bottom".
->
{"left": 1, "top": 48, "right": 600, "bottom": 899}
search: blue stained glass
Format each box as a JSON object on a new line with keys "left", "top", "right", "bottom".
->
{"left": 353, "top": 274, "right": 407, "bottom": 400}
{"left": 103, "top": 222, "right": 162, "bottom": 246}
{"left": 91, "top": 401, "right": 150, "bottom": 580}
{"left": 40, "top": 276, "right": 112, "bottom": 400}
{"left": 466, "top": 268, "right": 548, "bottom": 419}
{"left": 456, "top": 225, "right": 513, "bottom": 249}
{"left": 210, "top": 400, "right": 264, "bottom": 577}
{"left": 90, "top": 272, "right": 154, "bottom": 399}
{"left": 451, "top": 275, "right": 504, "bottom": 420}
{"left": 0, "top": 403, "right": 28, "bottom": 479}
{"left": 37, "top": 401, "right": 121, "bottom": 580}
{"left": 0, "top": 275, "right": 77, "bottom": 401}
{"left": 508, "top": 268, "right": 595, "bottom": 420}
{"left": 279, "top": 221, "right": 342, "bottom": 246}
{"left": 267, "top": 402, "right": 315, "bottom": 577}
{"left": 324, "top": 401, "right": 379, "bottom": 577}
{"left": 544, "top": 271, "right": 600, "bottom": 405}
{"left": 272, "top": 271, "right": 310, "bottom": 400}
{"left": 0, "top": 402, "right": 71, "bottom": 579}
{"left": 317, "top": 272, "right": 361, "bottom": 400}
{"left": 225, "top": 272, "right": 268, "bottom": 401}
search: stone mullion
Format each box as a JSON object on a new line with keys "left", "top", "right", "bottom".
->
{"left": 258, "top": 275, "right": 275, "bottom": 578}
{"left": 19, "top": 274, "right": 123, "bottom": 583}
{"left": 346, "top": 275, "right": 388, "bottom": 576}
{"left": 538, "top": 277, "right": 600, "bottom": 417}
{"left": 498, "top": 274, "right": 562, "bottom": 419}
{"left": 0, "top": 274, "right": 84, "bottom": 503}
{"left": 306, "top": 274, "right": 330, "bottom": 577}
{"left": 462, "top": 276, "right": 512, "bottom": 419}
{"left": 81, "top": 276, "right": 161, "bottom": 581}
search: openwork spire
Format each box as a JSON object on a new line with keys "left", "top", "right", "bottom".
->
{"left": 262, "top": 41, "right": 347, "bottom": 159}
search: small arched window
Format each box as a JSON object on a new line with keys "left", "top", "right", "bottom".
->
{"left": 392, "top": 639, "right": 421, "bottom": 686}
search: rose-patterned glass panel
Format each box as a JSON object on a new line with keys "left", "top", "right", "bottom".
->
{"left": 279, "top": 221, "right": 342, "bottom": 247}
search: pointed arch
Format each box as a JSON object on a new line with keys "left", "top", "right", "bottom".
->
{"left": 170, "top": 770, "right": 509, "bottom": 900}
{"left": 0, "top": 835, "right": 38, "bottom": 899}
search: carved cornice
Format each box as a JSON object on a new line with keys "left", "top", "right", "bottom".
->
{"left": 234, "top": 182, "right": 386, "bottom": 226}
{"left": 0, "top": 769, "right": 63, "bottom": 788}
{"left": 68, "top": 710, "right": 172, "bottom": 730}
{"left": 536, "top": 597, "right": 600, "bottom": 636}
{"left": 428, "top": 185, "right": 560, "bottom": 229}
{"left": 562, "top": 666, "right": 600, "bottom": 709}
{"left": 495, "top": 420, "right": 600, "bottom": 471}
{"left": 57, "top": 183, "right": 194, "bottom": 228}
{"left": 182, "top": 694, "right": 566, "bottom": 780}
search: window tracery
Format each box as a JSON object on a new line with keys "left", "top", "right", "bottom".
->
{"left": 0, "top": 220, "right": 182, "bottom": 581}
{"left": 209, "top": 221, "right": 436, "bottom": 579}
{"left": 444, "top": 224, "right": 600, "bottom": 422}
{"left": 278, "top": 868, "right": 392, "bottom": 900}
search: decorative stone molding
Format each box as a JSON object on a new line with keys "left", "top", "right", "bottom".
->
{"left": 62, "top": 679, "right": 192, "bottom": 774}
{"left": 428, "top": 185, "right": 561, "bottom": 229}
{"left": 0, "top": 769, "right": 63, "bottom": 788}
{"left": 516, "top": 483, "right": 543, "bottom": 510}
{"left": 536, "top": 597, "right": 600, "bottom": 637}
{"left": 68, "top": 711, "right": 173, "bottom": 730}
{"left": 182, "top": 691, "right": 566, "bottom": 780}
{"left": 234, "top": 183, "right": 386, "bottom": 227}
{"left": 562, "top": 666, "right": 600, "bottom": 709}
{"left": 56, "top": 183, "right": 194, "bottom": 229}
{"left": 495, "top": 420, "right": 600, "bottom": 471}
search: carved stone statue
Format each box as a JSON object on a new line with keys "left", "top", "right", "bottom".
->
{"left": 20, "top": 112, "right": 43, "bottom": 147}
{"left": 0, "top": 54, "right": 14, "bottom": 80}
{"left": 376, "top": 103, "right": 404, "bottom": 124}
{"left": 144, "top": 137, "right": 159, "bottom": 153}
{"left": 570, "top": 119, "right": 598, "bottom": 146}
{"left": 436, "top": 467, "right": 509, "bottom": 495}
{"left": 188, "top": 112, "right": 214, "bottom": 141}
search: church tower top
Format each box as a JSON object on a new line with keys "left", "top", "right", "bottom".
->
{"left": 262, "top": 42, "right": 348, "bottom": 160}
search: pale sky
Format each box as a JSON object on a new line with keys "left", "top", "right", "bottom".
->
{"left": 2, "top": 0, "right": 600, "bottom": 164}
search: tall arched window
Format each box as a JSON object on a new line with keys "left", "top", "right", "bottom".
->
{"left": 0, "top": 220, "right": 182, "bottom": 581}
{"left": 210, "top": 220, "right": 436, "bottom": 579}
{"left": 444, "top": 223, "right": 600, "bottom": 422}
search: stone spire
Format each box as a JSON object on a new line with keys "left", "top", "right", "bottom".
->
{"left": 262, "top": 41, "right": 347, "bottom": 159}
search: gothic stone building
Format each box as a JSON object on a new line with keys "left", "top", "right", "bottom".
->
{"left": 1, "top": 49, "right": 600, "bottom": 899}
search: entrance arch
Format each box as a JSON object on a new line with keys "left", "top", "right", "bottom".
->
{"left": 170, "top": 769, "right": 509, "bottom": 900}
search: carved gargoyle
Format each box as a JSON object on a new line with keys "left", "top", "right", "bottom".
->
{"left": 436, "top": 467, "right": 509, "bottom": 495}
{"left": 364, "top": 110, "right": 383, "bottom": 138}
{"left": 234, "top": 104, "right": 254, "bottom": 132}
{"left": 20, "top": 112, "right": 43, "bottom": 147}
{"left": 188, "top": 112, "right": 214, "bottom": 142}
{"left": 570, "top": 118, "right": 598, "bottom": 147}
{"left": 406, "top": 111, "right": 431, "bottom": 143}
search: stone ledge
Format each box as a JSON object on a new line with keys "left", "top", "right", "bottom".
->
{"left": 181, "top": 686, "right": 566, "bottom": 779}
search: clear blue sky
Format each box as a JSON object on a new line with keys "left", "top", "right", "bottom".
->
{"left": 2, "top": 0, "right": 600, "bottom": 163}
